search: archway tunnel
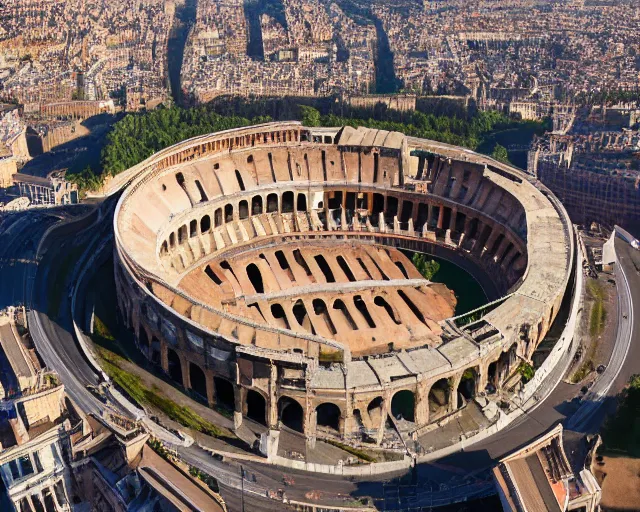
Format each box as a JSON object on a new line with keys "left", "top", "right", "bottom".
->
{"left": 214, "top": 377, "right": 235, "bottom": 411}
{"left": 246, "top": 390, "right": 267, "bottom": 426}
{"left": 190, "top": 363, "right": 207, "bottom": 400}
{"left": 429, "top": 378, "right": 451, "bottom": 420}
{"left": 316, "top": 402, "right": 341, "bottom": 432}
{"left": 167, "top": 349, "right": 182, "bottom": 384}
{"left": 279, "top": 397, "right": 303, "bottom": 433}
{"left": 391, "top": 390, "right": 415, "bottom": 422}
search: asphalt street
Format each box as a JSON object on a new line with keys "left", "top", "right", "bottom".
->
{"left": 6, "top": 203, "right": 640, "bottom": 511}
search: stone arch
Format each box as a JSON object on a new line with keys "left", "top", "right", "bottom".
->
{"left": 189, "top": 363, "right": 207, "bottom": 399}
{"left": 201, "top": 215, "right": 211, "bottom": 233}
{"left": 246, "top": 390, "right": 267, "bottom": 426}
{"left": 316, "top": 402, "right": 341, "bottom": 432}
{"left": 366, "top": 396, "right": 384, "bottom": 425}
{"left": 282, "top": 191, "right": 294, "bottom": 213}
{"left": 457, "top": 367, "right": 478, "bottom": 405}
{"left": 138, "top": 327, "right": 150, "bottom": 356}
{"left": 266, "top": 193, "right": 278, "bottom": 213}
{"left": 278, "top": 396, "right": 304, "bottom": 432}
{"left": 252, "top": 195, "right": 263, "bottom": 215}
{"left": 190, "top": 219, "right": 198, "bottom": 237}
{"left": 214, "top": 377, "right": 235, "bottom": 411}
{"left": 391, "top": 389, "right": 415, "bottom": 422}
{"left": 150, "top": 337, "right": 161, "bottom": 365}
{"left": 296, "top": 193, "right": 307, "bottom": 212}
{"left": 167, "top": 349, "right": 182, "bottom": 384}
{"left": 246, "top": 263, "right": 264, "bottom": 294}
{"left": 428, "top": 378, "right": 451, "bottom": 421}
{"left": 239, "top": 200, "right": 249, "bottom": 219}
{"left": 224, "top": 204, "right": 234, "bottom": 223}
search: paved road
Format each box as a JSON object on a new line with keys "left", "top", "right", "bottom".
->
{"left": 567, "top": 235, "right": 635, "bottom": 431}
{"left": 10, "top": 205, "right": 640, "bottom": 511}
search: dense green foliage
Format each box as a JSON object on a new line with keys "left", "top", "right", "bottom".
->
{"left": 517, "top": 361, "right": 535, "bottom": 384}
{"left": 412, "top": 253, "right": 441, "bottom": 281}
{"left": 298, "top": 105, "right": 546, "bottom": 152}
{"left": 90, "top": 102, "right": 546, "bottom": 193}
{"left": 602, "top": 374, "right": 640, "bottom": 456}
{"left": 491, "top": 143, "right": 510, "bottom": 164}
{"left": 100, "top": 106, "right": 270, "bottom": 177}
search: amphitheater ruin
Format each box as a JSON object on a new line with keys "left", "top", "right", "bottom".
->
{"left": 113, "top": 122, "right": 574, "bottom": 457}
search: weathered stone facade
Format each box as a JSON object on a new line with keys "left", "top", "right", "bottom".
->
{"left": 113, "top": 123, "right": 573, "bottom": 449}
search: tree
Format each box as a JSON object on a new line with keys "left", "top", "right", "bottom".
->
{"left": 299, "top": 105, "right": 321, "bottom": 127}
{"left": 412, "top": 253, "right": 440, "bottom": 280}
{"left": 491, "top": 143, "right": 510, "bottom": 164}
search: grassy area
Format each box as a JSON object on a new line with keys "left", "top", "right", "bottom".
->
{"left": 571, "top": 280, "right": 607, "bottom": 383}
{"left": 601, "top": 374, "right": 640, "bottom": 457}
{"left": 588, "top": 280, "right": 607, "bottom": 337}
{"left": 96, "top": 345, "right": 235, "bottom": 440}
{"left": 325, "top": 440, "right": 377, "bottom": 463}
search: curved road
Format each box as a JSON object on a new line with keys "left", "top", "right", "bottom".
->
{"left": 7, "top": 203, "right": 640, "bottom": 511}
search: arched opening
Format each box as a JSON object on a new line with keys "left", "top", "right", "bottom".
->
{"left": 333, "top": 299, "right": 357, "bottom": 330}
{"left": 239, "top": 200, "right": 249, "bottom": 219}
{"left": 190, "top": 363, "right": 207, "bottom": 399}
{"left": 367, "top": 396, "right": 384, "bottom": 425}
{"left": 178, "top": 225, "right": 187, "bottom": 244}
{"left": 214, "top": 208, "right": 223, "bottom": 227}
{"left": 246, "top": 390, "right": 266, "bottom": 425}
{"left": 138, "top": 328, "right": 149, "bottom": 353}
{"left": 167, "top": 349, "right": 182, "bottom": 384}
{"left": 316, "top": 403, "right": 341, "bottom": 432}
{"left": 160, "top": 241, "right": 168, "bottom": 255}
{"left": 296, "top": 194, "right": 307, "bottom": 212}
{"left": 374, "top": 296, "right": 401, "bottom": 325}
{"left": 391, "top": 390, "right": 415, "bottom": 422}
{"left": 292, "top": 300, "right": 315, "bottom": 334}
{"left": 201, "top": 215, "right": 211, "bottom": 233}
{"left": 487, "top": 361, "right": 498, "bottom": 391}
{"left": 224, "top": 204, "right": 234, "bottom": 223}
{"left": 279, "top": 397, "right": 303, "bottom": 432}
{"left": 214, "top": 377, "right": 235, "bottom": 411}
{"left": 270, "top": 303, "right": 290, "bottom": 329}
{"left": 353, "top": 295, "right": 376, "bottom": 328}
{"left": 190, "top": 219, "right": 197, "bottom": 237}
{"left": 246, "top": 263, "right": 264, "bottom": 294}
{"left": 457, "top": 367, "right": 477, "bottom": 405}
{"left": 150, "top": 338, "right": 161, "bottom": 365}
{"left": 169, "top": 232, "right": 176, "bottom": 248}
{"left": 282, "top": 191, "right": 294, "bottom": 213}
{"left": 267, "top": 193, "right": 278, "bottom": 213}
{"left": 252, "top": 195, "right": 263, "bottom": 215}
{"left": 312, "top": 298, "right": 337, "bottom": 335}
{"left": 429, "top": 378, "right": 451, "bottom": 420}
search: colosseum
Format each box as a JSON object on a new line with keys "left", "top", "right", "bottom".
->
{"left": 113, "top": 122, "right": 574, "bottom": 457}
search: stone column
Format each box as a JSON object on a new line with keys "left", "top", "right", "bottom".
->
{"left": 437, "top": 206, "right": 445, "bottom": 230}
{"left": 205, "top": 369, "right": 216, "bottom": 407}
{"left": 268, "top": 366, "right": 278, "bottom": 428}
{"left": 234, "top": 384, "right": 244, "bottom": 430}
{"left": 160, "top": 342, "right": 169, "bottom": 374}
{"left": 449, "top": 208, "right": 458, "bottom": 232}
{"left": 415, "top": 378, "right": 430, "bottom": 426}
{"left": 180, "top": 356, "right": 191, "bottom": 390}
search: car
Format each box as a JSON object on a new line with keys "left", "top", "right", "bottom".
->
{"left": 623, "top": 313, "right": 628, "bottom": 319}
{"left": 597, "top": 364, "right": 607, "bottom": 374}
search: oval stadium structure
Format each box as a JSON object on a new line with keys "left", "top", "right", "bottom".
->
{"left": 113, "top": 122, "right": 574, "bottom": 451}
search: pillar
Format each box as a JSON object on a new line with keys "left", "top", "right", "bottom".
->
{"left": 160, "top": 342, "right": 169, "bottom": 374}
{"left": 451, "top": 373, "right": 462, "bottom": 411}
{"left": 415, "top": 378, "right": 429, "bottom": 426}
{"left": 205, "top": 369, "right": 216, "bottom": 407}
{"left": 437, "top": 205, "right": 445, "bottom": 230}
{"left": 180, "top": 356, "right": 191, "bottom": 390}
{"left": 449, "top": 208, "right": 458, "bottom": 232}
{"left": 234, "top": 385, "right": 244, "bottom": 430}
{"left": 268, "top": 366, "right": 278, "bottom": 428}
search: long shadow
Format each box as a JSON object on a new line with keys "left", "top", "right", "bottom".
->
{"left": 19, "top": 113, "right": 121, "bottom": 178}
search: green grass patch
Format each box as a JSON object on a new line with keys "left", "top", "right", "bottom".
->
{"left": 571, "top": 280, "right": 607, "bottom": 383}
{"left": 588, "top": 280, "right": 607, "bottom": 337}
{"left": 325, "top": 440, "right": 377, "bottom": 463}
{"left": 97, "top": 347, "right": 234, "bottom": 440}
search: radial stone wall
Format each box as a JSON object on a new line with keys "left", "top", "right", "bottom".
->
{"left": 113, "top": 122, "right": 573, "bottom": 448}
